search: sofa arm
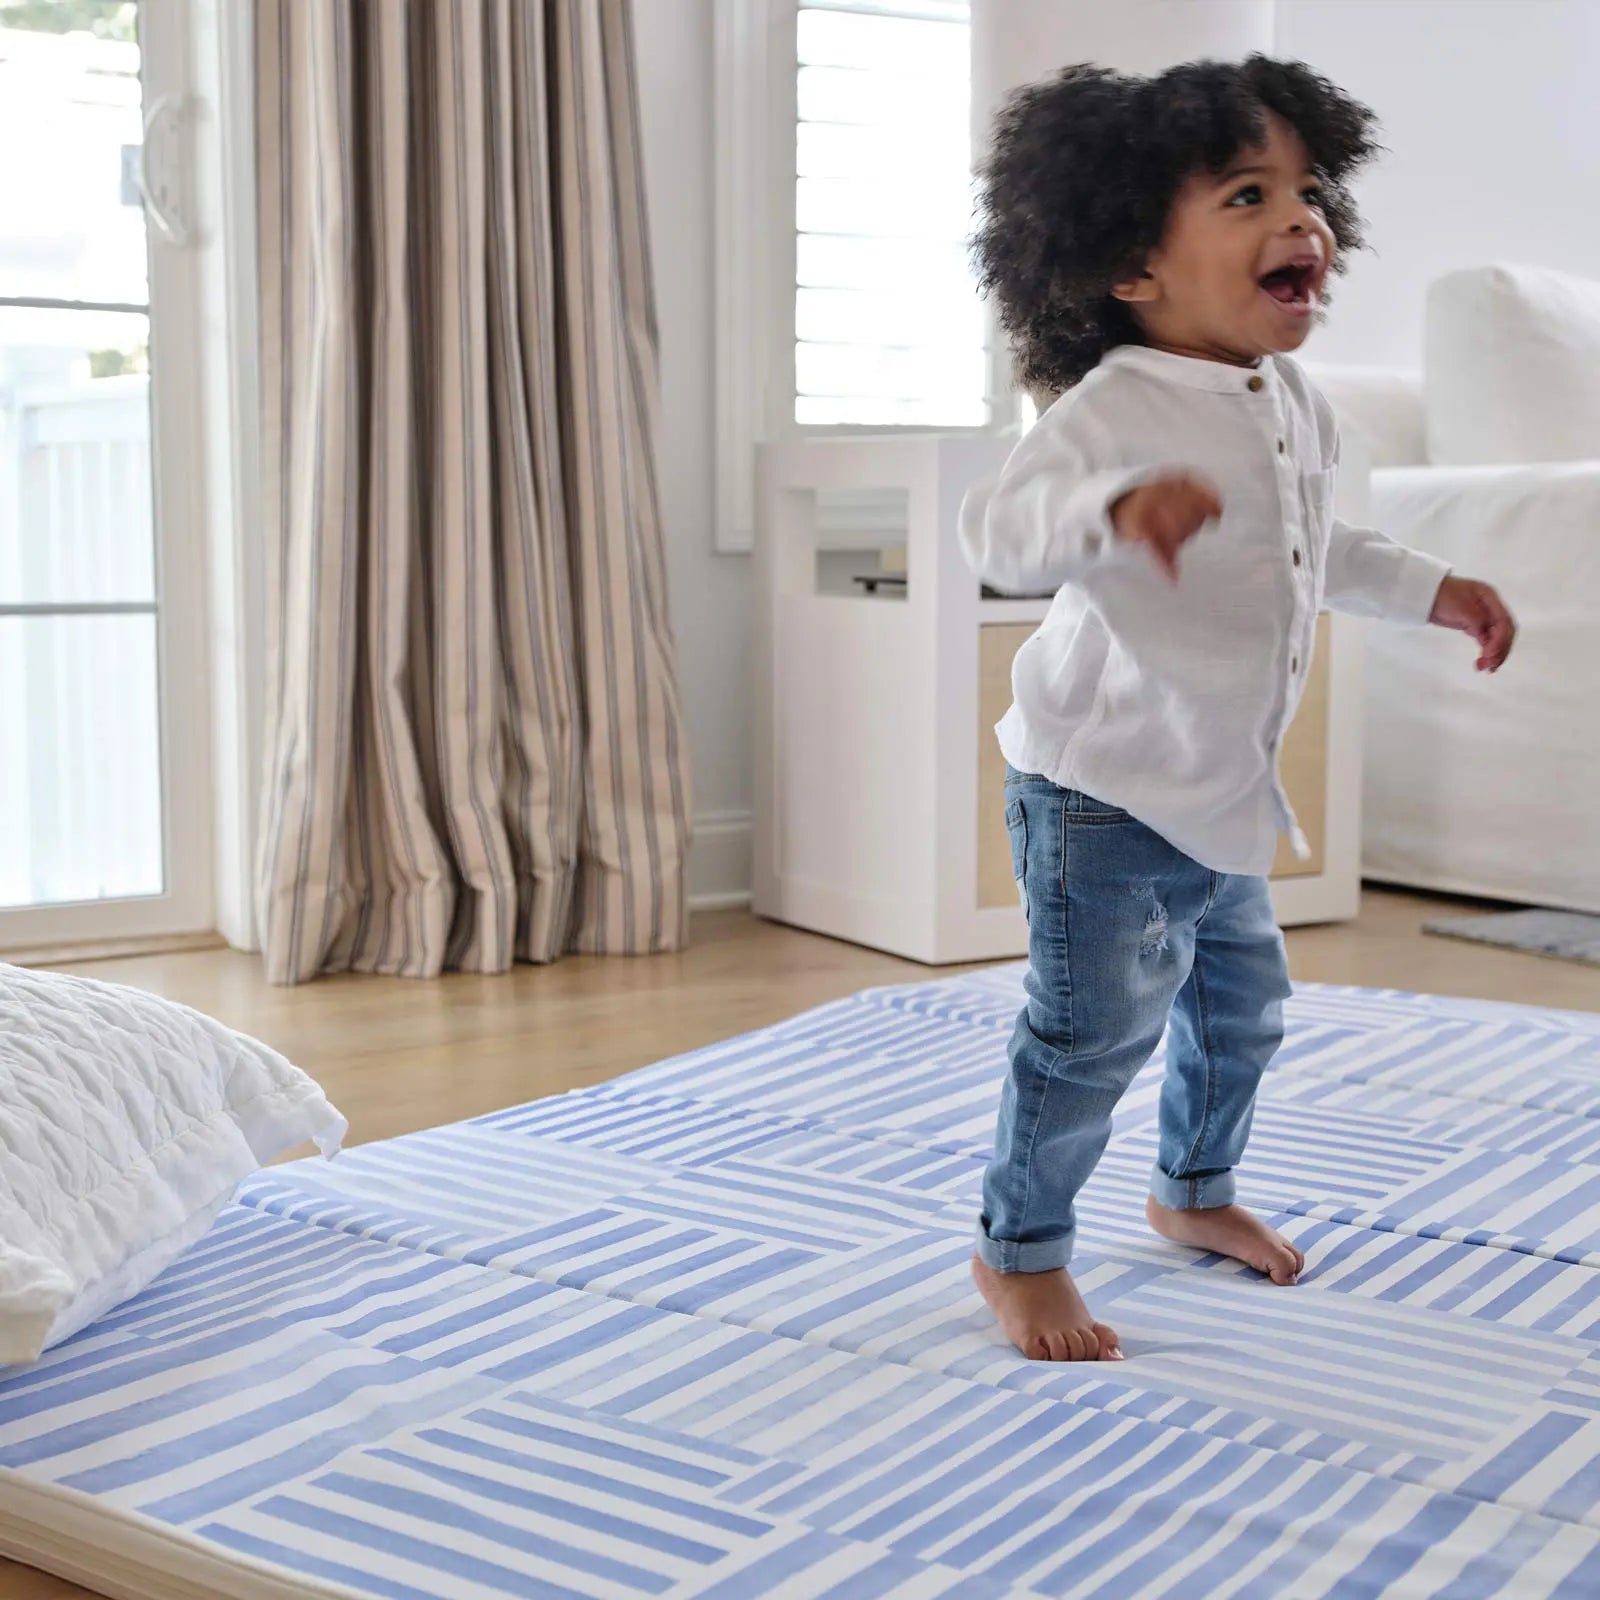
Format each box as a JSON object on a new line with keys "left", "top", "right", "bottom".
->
{"left": 1372, "top": 461, "right": 1600, "bottom": 597}
{"left": 1362, "top": 461, "right": 1600, "bottom": 911}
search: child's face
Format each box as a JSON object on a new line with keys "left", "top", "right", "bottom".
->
{"left": 1114, "top": 113, "right": 1337, "bottom": 366}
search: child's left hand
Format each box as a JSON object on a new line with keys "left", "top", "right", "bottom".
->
{"left": 1430, "top": 576, "right": 1516, "bottom": 673}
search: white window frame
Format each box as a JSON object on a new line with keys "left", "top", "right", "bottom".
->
{"left": 713, "top": 0, "right": 1013, "bottom": 555}
{"left": 0, "top": 0, "right": 260, "bottom": 956}
{"left": 189, "top": 0, "right": 265, "bottom": 954}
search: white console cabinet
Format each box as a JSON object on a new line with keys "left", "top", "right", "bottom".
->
{"left": 753, "top": 433, "right": 1368, "bottom": 963}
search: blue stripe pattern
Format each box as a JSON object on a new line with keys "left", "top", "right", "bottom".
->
{"left": 5, "top": 973, "right": 1600, "bottom": 1596}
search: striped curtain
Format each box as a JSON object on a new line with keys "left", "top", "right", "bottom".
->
{"left": 254, "top": 0, "right": 692, "bottom": 983}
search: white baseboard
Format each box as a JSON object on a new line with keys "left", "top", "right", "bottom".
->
{"left": 689, "top": 809, "right": 754, "bottom": 911}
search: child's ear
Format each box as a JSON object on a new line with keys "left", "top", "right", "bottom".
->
{"left": 1111, "top": 266, "right": 1159, "bottom": 305}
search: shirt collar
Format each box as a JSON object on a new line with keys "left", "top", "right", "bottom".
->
{"left": 1102, "top": 344, "right": 1274, "bottom": 396}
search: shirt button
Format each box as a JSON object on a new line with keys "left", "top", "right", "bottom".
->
{"left": 1292, "top": 549, "right": 1302, "bottom": 567}
{"left": 1291, "top": 655, "right": 1300, "bottom": 674}
{"left": 1277, "top": 439, "right": 1286, "bottom": 453}
{"left": 1248, "top": 375, "right": 1265, "bottom": 393}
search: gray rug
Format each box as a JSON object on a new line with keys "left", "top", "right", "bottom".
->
{"left": 1423, "top": 908, "right": 1600, "bottom": 967}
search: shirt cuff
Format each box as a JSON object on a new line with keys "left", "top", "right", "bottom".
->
{"left": 1390, "top": 550, "right": 1453, "bottom": 626}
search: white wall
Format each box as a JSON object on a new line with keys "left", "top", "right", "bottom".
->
{"left": 634, "top": 0, "right": 1600, "bottom": 908}
{"left": 1283, "top": 0, "right": 1600, "bottom": 366}
{"left": 634, "top": 0, "right": 753, "bottom": 907}
{"left": 972, "top": 0, "right": 1273, "bottom": 134}
{"left": 973, "top": 0, "right": 1600, "bottom": 369}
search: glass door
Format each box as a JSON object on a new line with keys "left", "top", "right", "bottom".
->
{"left": 0, "top": 0, "right": 211, "bottom": 951}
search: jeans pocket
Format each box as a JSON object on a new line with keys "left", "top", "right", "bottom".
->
{"left": 1006, "top": 797, "right": 1029, "bottom": 919}
{"left": 1066, "top": 790, "right": 1131, "bottom": 824}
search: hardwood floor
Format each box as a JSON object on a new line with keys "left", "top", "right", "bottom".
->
{"left": 2, "top": 888, "right": 1596, "bottom": 1598}
{"left": 1285, "top": 887, "right": 1600, "bottom": 1013}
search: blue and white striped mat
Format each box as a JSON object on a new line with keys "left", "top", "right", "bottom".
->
{"left": 6, "top": 971, "right": 1600, "bottom": 1598}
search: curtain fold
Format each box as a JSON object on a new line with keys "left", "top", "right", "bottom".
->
{"left": 255, "top": 0, "right": 691, "bottom": 983}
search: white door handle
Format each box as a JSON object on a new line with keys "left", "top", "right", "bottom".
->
{"left": 140, "top": 93, "right": 190, "bottom": 248}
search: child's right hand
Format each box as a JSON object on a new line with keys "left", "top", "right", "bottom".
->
{"left": 1111, "top": 475, "right": 1223, "bottom": 581}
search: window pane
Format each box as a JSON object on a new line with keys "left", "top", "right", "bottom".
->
{"left": 798, "top": 286, "right": 983, "bottom": 347}
{"left": 0, "top": 612, "right": 163, "bottom": 909}
{"left": 797, "top": 339, "right": 987, "bottom": 402}
{"left": 0, "top": 306, "right": 154, "bottom": 605}
{"left": 798, "top": 64, "right": 968, "bottom": 128}
{"left": 794, "top": 5, "right": 983, "bottom": 430}
{"left": 797, "top": 394, "right": 988, "bottom": 427}
{"left": 798, "top": 233, "right": 973, "bottom": 294}
{"left": 798, "top": 121, "right": 967, "bottom": 182}
{"left": 797, "top": 10, "right": 967, "bottom": 73}
{"left": 797, "top": 176, "right": 972, "bottom": 242}
{"left": 0, "top": 12, "right": 148, "bottom": 306}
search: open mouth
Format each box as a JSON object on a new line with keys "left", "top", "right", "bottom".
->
{"left": 1258, "top": 260, "right": 1320, "bottom": 311}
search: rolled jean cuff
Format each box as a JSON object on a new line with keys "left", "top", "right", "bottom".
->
{"left": 1150, "top": 1164, "right": 1236, "bottom": 1211}
{"left": 974, "top": 1220, "right": 1073, "bottom": 1274}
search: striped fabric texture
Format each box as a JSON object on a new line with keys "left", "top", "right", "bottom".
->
{"left": 254, "top": 0, "right": 691, "bottom": 983}
{"left": 6, "top": 974, "right": 1600, "bottom": 1595}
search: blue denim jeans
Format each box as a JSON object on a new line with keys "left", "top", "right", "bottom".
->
{"left": 977, "top": 770, "right": 1291, "bottom": 1274}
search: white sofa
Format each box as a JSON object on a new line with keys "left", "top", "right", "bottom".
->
{"left": 1313, "top": 263, "right": 1600, "bottom": 915}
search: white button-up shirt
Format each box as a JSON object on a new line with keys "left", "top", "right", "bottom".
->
{"left": 960, "top": 345, "right": 1451, "bottom": 877}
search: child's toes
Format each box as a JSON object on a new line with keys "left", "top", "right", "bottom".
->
{"left": 1264, "top": 1246, "right": 1300, "bottom": 1285}
{"left": 1094, "top": 1323, "right": 1124, "bottom": 1361}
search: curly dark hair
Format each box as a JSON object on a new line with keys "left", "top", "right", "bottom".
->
{"left": 973, "top": 56, "right": 1380, "bottom": 394}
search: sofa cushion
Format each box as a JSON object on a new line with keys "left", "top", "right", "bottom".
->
{"left": 1426, "top": 263, "right": 1600, "bottom": 465}
{"left": 1305, "top": 365, "right": 1427, "bottom": 468}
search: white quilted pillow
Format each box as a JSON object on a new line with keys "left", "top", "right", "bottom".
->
{"left": 1426, "top": 263, "right": 1600, "bottom": 465}
{"left": 0, "top": 964, "right": 345, "bottom": 1365}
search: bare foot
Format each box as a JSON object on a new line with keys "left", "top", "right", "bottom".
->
{"left": 972, "top": 1256, "right": 1123, "bottom": 1362}
{"left": 1146, "top": 1196, "right": 1305, "bottom": 1284}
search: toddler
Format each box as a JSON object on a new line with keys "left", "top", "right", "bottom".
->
{"left": 961, "top": 57, "right": 1515, "bottom": 1362}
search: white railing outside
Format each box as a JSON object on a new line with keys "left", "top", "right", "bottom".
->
{"left": 0, "top": 376, "right": 164, "bottom": 910}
